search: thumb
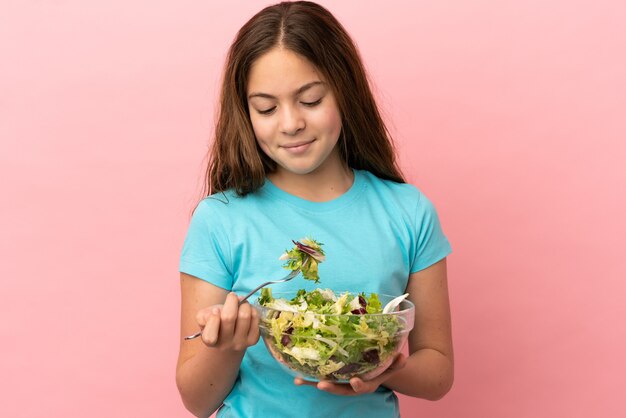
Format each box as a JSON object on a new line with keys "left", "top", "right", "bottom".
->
{"left": 196, "top": 305, "right": 222, "bottom": 326}
{"left": 349, "top": 353, "right": 407, "bottom": 393}
{"left": 369, "top": 353, "right": 407, "bottom": 385}
{"left": 388, "top": 352, "right": 407, "bottom": 370}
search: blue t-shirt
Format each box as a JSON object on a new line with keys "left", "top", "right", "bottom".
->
{"left": 179, "top": 169, "right": 452, "bottom": 418}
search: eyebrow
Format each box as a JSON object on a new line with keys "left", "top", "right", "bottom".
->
{"left": 247, "top": 81, "right": 325, "bottom": 99}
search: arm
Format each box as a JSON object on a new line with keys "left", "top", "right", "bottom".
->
{"left": 296, "top": 258, "right": 454, "bottom": 400}
{"left": 175, "top": 273, "right": 259, "bottom": 417}
{"left": 381, "top": 258, "right": 454, "bottom": 399}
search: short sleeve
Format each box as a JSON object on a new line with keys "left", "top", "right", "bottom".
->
{"left": 410, "top": 192, "right": 452, "bottom": 273}
{"left": 179, "top": 199, "right": 233, "bottom": 290}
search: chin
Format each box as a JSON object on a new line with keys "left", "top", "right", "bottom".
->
{"left": 284, "top": 167, "right": 317, "bottom": 175}
{"left": 278, "top": 163, "right": 320, "bottom": 176}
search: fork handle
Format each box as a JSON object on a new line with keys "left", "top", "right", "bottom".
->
{"left": 183, "top": 289, "right": 267, "bottom": 340}
{"left": 238, "top": 282, "right": 270, "bottom": 304}
{"left": 238, "top": 267, "right": 302, "bottom": 303}
{"left": 183, "top": 266, "right": 304, "bottom": 341}
{"left": 182, "top": 284, "right": 275, "bottom": 341}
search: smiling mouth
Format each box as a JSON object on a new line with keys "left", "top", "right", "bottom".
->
{"left": 282, "top": 139, "right": 315, "bottom": 149}
{"left": 281, "top": 139, "right": 316, "bottom": 154}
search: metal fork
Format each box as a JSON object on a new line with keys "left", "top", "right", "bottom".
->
{"left": 183, "top": 266, "right": 304, "bottom": 340}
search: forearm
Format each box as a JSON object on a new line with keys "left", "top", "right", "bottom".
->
{"left": 382, "top": 348, "right": 454, "bottom": 400}
{"left": 176, "top": 345, "right": 245, "bottom": 417}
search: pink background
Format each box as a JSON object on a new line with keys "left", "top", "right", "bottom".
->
{"left": 2, "top": 1, "right": 625, "bottom": 417}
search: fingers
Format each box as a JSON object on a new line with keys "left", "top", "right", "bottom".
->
{"left": 294, "top": 377, "right": 319, "bottom": 386}
{"left": 232, "top": 302, "right": 252, "bottom": 350}
{"left": 229, "top": 294, "right": 260, "bottom": 350}
{"left": 318, "top": 380, "right": 360, "bottom": 396}
{"left": 295, "top": 377, "right": 360, "bottom": 396}
{"left": 312, "top": 377, "right": 377, "bottom": 396}
{"left": 295, "top": 353, "right": 409, "bottom": 396}
{"left": 351, "top": 352, "right": 407, "bottom": 392}
{"left": 294, "top": 377, "right": 317, "bottom": 387}
{"left": 235, "top": 298, "right": 260, "bottom": 348}
{"left": 219, "top": 292, "right": 239, "bottom": 339}
{"left": 195, "top": 292, "right": 259, "bottom": 351}
{"left": 201, "top": 306, "right": 221, "bottom": 346}
{"left": 195, "top": 307, "right": 211, "bottom": 327}
{"left": 349, "top": 378, "right": 364, "bottom": 393}
{"left": 246, "top": 306, "right": 260, "bottom": 346}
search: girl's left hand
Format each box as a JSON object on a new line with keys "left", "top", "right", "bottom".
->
{"left": 294, "top": 353, "right": 407, "bottom": 396}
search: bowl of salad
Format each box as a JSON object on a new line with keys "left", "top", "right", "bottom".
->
{"left": 254, "top": 287, "right": 414, "bottom": 383}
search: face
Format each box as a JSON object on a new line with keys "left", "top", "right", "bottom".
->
{"left": 246, "top": 48, "right": 343, "bottom": 177}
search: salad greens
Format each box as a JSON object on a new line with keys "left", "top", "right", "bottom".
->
{"left": 258, "top": 287, "right": 407, "bottom": 381}
{"left": 279, "top": 238, "right": 325, "bottom": 283}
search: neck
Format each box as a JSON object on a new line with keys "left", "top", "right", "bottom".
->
{"left": 268, "top": 159, "right": 354, "bottom": 202}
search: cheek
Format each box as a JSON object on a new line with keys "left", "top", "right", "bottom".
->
{"left": 318, "top": 107, "right": 342, "bottom": 138}
{"left": 250, "top": 119, "right": 275, "bottom": 157}
{"left": 250, "top": 116, "right": 273, "bottom": 144}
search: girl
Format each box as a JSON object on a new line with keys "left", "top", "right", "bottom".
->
{"left": 176, "top": 2, "right": 453, "bottom": 417}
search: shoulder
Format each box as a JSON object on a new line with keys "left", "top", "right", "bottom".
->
{"left": 357, "top": 170, "right": 443, "bottom": 227}
{"left": 359, "top": 170, "right": 425, "bottom": 208}
{"left": 194, "top": 188, "right": 260, "bottom": 215}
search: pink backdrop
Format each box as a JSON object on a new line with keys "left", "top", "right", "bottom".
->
{"left": 2, "top": 1, "right": 625, "bottom": 417}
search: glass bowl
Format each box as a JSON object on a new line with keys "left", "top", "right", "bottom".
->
{"left": 253, "top": 292, "right": 414, "bottom": 383}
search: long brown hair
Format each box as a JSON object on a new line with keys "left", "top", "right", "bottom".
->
{"left": 204, "top": 1, "right": 404, "bottom": 197}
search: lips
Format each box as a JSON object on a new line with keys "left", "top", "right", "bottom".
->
{"left": 282, "top": 139, "right": 315, "bottom": 149}
{"left": 281, "top": 139, "right": 315, "bottom": 154}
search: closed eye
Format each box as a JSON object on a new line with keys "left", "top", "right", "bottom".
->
{"left": 255, "top": 98, "right": 321, "bottom": 115}
{"left": 257, "top": 107, "right": 276, "bottom": 115}
{"left": 301, "top": 98, "right": 322, "bottom": 107}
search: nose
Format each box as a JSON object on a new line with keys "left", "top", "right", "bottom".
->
{"left": 278, "top": 105, "right": 305, "bottom": 136}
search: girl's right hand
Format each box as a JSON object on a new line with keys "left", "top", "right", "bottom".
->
{"left": 195, "top": 292, "right": 260, "bottom": 352}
